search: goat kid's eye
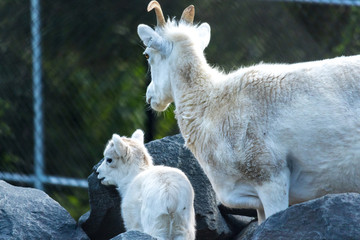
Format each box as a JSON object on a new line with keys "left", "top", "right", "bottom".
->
{"left": 106, "top": 158, "right": 113, "bottom": 164}
{"left": 144, "top": 53, "right": 149, "bottom": 60}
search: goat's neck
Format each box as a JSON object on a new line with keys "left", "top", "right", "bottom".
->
{"left": 172, "top": 58, "right": 218, "bottom": 149}
{"left": 172, "top": 54, "right": 215, "bottom": 102}
{"left": 116, "top": 166, "right": 150, "bottom": 197}
{"left": 116, "top": 175, "right": 135, "bottom": 197}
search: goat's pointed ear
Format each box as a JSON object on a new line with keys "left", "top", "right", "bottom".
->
{"left": 131, "top": 129, "right": 144, "bottom": 144}
{"left": 137, "top": 24, "right": 159, "bottom": 47}
{"left": 112, "top": 134, "right": 128, "bottom": 156}
{"left": 197, "top": 23, "right": 211, "bottom": 50}
{"left": 137, "top": 24, "right": 172, "bottom": 56}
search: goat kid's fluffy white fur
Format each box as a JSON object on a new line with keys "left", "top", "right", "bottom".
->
{"left": 96, "top": 130, "right": 195, "bottom": 240}
{"left": 138, "top": 1, "right": 360, "bottom": 223}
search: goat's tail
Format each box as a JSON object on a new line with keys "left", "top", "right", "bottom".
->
{"left": 167, "top": 210, "right": 175, "bottom": 240}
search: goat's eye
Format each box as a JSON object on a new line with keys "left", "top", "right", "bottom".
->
{"left": 106, "top": 158, "right": 112, "bottom": 164}
{"left": 144, "top": 53, "right": 149, "bottom": 60}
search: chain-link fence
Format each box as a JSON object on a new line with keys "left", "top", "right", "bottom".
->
{"left": 0, "top": 0, "right": 359, "bottom": 220}
{"left": 276, "top": 0, "right": 360, "bottom": 5}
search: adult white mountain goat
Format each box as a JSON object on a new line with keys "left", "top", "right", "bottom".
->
{"left": 96, "top": 130, "right": 196, "bottom": 240}
{"left": 137, "top": 1, "right": 360, "bottom": 223}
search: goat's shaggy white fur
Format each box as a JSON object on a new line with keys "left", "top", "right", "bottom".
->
{"left": 138, "top": 2, "right": 360, "bottom": 223}
{"left": 96, "top": 130, "right": 196, "bottom": 240}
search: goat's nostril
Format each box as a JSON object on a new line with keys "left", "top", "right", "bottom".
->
{"left": 147, "top": 97, "right": 152, "bottom": 105}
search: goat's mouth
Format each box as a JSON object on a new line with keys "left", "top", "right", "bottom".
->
{"left": 97, "top": 176, "right": 105, "bottom": 183}
{"left": 150, "top": 101, "right": 170, "bottom": 112}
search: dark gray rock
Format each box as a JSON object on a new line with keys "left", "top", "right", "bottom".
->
{"left": 235, "top": 193, "right": 360, "bottom": 240}
{"left": 79, "top": 160, "right": 125, "bottom": 240}
{"left": 234, "top": 221, "right": 258, "bottom": 240}
{"left": 110, "top": 230, "right": 157, "bottom": 240}
{"left": 0, "top": 180, "right": 88, "bottom": 240}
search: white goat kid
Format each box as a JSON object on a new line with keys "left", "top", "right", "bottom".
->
{"left": 96, "top": 129, "right": 196, "bottom": 240}
{"left": 137, "top": 1, "right": 360, "bottom": 223}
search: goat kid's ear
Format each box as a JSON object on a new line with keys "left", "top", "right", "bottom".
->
{"left": 131, "top": 129, "right": 144, "bottom": 144}
{"left": 137, "top": 24, "right": 172, "bottom": 56}
{"left": 197, "top": 23, "right": 211, "bottom": 50}
{"left": 112, "top": 134, "right": 129, "bottom": 157}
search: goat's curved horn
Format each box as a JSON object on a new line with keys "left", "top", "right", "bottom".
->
{"left": 147, "top": 1, "right": 166, "bottom": 27}
{"left": 180, "top": 5, "right": 195, "bottom": 24}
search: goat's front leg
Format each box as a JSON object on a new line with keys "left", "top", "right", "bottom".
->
{"left": 256, "top": 209, "right": 266, "bottom": 223}
{"left": 255, "top": 168, "right": 290, "bottom": 223}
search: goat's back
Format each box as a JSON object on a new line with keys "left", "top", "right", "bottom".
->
{"left": 244, "top": 55, "right": 360, "bottom": 202}
{"left": 205, "top": 55, "right": 360, "bottom": 204}
{"left": 122, "top": 166, "right": 195, "bottom": 240}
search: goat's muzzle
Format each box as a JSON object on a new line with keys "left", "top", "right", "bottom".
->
{"left": 146, "top": 96, "right": 152, "bottom": 105}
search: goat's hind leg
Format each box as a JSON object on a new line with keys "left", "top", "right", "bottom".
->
{"left": 141, "top": 211, "right": 170, "bottom": 240}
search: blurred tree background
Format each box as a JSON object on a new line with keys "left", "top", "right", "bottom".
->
{"left": 0, "top": 0, "right": 359, "bottom": 220}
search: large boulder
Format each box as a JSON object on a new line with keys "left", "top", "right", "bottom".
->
{"left": 79, "top": 163, "right": 125, "bottom": 240}
{"left": 80, "top": 134, "right": 251, "bottom": 239}
{"left": 235, "top": 193, "right": 360, "bottom": 240}
{"left": 0, "top": 180, "right": 88, "bottom": 240}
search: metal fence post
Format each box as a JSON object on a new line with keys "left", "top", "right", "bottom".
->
{"left": 31, "top": 0, "right": 44, "bottom": 190}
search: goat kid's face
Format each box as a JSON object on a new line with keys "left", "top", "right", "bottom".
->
{"left": 96, "top": 130, "right": 145, "bottom": 187}
{"left": 137, "top": 2, "right": 211, "bottom": 112}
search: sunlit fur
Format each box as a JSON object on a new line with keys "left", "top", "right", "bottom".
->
{"left": 138, "top": 13, "right": 360, "bottom": 223}
{"left": 96, "top": 130, "right": 196, "bottom": 240}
